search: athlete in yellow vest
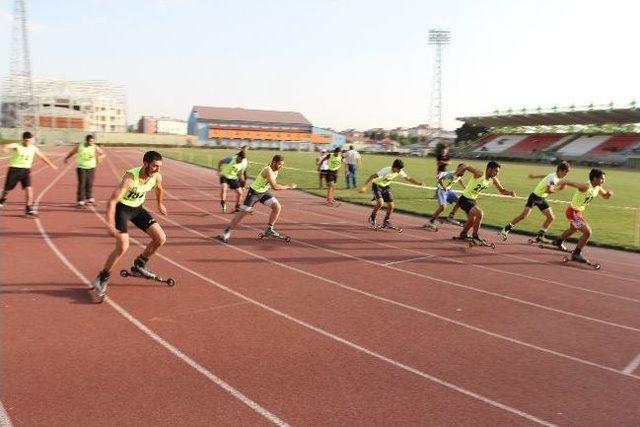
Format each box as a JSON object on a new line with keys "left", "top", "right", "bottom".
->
{"left": 551, "top": 168, "right": 612, "bottom": 263}
{"left": 499, "top": 161, "right": 570, "bottom": 243}
{"left": 218, "top": 154, "right": 297, "bottom": 243}
{"left": 63, "top": 134, "right": 106, "bottom": 207}
{"left": 358, "top": 159, "right": 423, "bottom": 229}
{"left": 217, "top": 150, "right": 248, "bottom": 213}
{"left": 0, "top": 131, "right": 58, "bottom": 216}
{"left": 91, "top": 151, "right": 168, "bottom": 300}
{"left": 318, "top": 146, "right": 345, "bottom": 206}
{"left": 457, "top": 161, "right": 516, "bottom": 244}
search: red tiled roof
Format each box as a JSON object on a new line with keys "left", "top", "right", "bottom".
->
{"left": 193, "top": 106, "right": 311, "bottom": 125}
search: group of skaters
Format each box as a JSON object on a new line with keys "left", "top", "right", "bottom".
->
{"left": 0, "top": 132, "right": 614, "bottom": 300}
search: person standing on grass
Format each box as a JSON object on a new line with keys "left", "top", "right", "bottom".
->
{"left": 218, "top": 154, "right": 297, "bottom": 243}
{"left": 359, "top": 159, "right": 423, "bottom": 229}
{"left": 91, "top": 151, "right": 168, "bottom": 298}
{"left": 423, "top": 163, "right": 466, "bottom": 229}
{"left": 63, "top": 134, "right": 106, "bottom": 207}
{"left": 0, "top": 131, "right": 58, "bottom": 217}
{"left": 499, "top": 161, "right": 570, "bottom": 243}
{"left": 344, "top": 144, "right": 362, "bottom": 189}
{"left": 435, "top": 143, "right": 450, "bottom": 173}
{"left": 316, "top": 149, "right": 328, "bottom": 189}
{"left": 456, "top": 161, "right": 516, "bottom": 244}
{"left": 216, "top": 150, "right": 248, "bottom": 213}
{"left": 319, "top": 146, "right": 344, "bottom": 205}
{"left": 551, "top": 168, "right": 612, "bottom": 262}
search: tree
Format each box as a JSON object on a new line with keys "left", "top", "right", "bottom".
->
{"left": 455, "top": 122, "right": 489, "bottom": 143}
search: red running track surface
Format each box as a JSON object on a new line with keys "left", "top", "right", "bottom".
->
{"left": 1, "top": 147, "right": 640, "bottom": 426}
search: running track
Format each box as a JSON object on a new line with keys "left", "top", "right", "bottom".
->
{"left": 1, "top": 147, "right": 639, "bottom": 426}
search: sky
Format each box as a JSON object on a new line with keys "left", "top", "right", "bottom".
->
{"left": 0, "top": 0, "right": 638, "bottom": 131}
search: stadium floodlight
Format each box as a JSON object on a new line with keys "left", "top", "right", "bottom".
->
{"left": 428, "top": 29, "right": 451, "bottom": 139}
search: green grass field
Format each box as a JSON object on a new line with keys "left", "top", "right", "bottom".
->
{"left": 162, "top": 148, "right": 640, "bottom": 251}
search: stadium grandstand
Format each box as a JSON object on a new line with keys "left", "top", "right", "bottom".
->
{"left": 187, "top": 106, "right": 345, "bottom": 150}
{"left": 458, "top": 104, "right": 640, "bottom": 168}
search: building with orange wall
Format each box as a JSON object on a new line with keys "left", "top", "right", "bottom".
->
{"left": 188, "top": 105, "right": 334, "bottom": 149}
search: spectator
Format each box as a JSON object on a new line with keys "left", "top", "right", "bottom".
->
{"left": 344, "top": 145, "right": 362, "bottom": 189}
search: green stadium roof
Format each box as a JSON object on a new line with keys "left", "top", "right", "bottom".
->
{"left": 457, "top": 107, "right": 640, "bottom": 127}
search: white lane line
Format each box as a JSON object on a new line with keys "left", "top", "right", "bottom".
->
{"left": 289, "top": 208, "right": 640, "bottom": 304}
{"left": 160, "top": 161, "right": 640, "bottom": 334}
{"left": 111, "top": 163, "right": 640, "bottom": 380}
{"left": 163, "top": 153, "right": 640, "bottom": 286}
{"left": 32, "top": 165, "right": 290, "bottom": 427}
{"left": 161, "top": 150, "right": 640, "bottom": 269}
{"left": 623, "top": 351, "right": 640, "bottom": 375}
{"left": 384, "top": 255, "right": 435, "bottom": 266}
{"left": 100, "top": 154, "right": 559, "bottom": 425}
{"left": 0, "top": 401, "right": 14, "bottom": 427}
{"left": 113, "top": 152, "right": 640, "bottom": 374}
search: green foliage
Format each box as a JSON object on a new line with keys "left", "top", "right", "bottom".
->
{"left": 455, "top": 122, "right": 489, "bottom": 143}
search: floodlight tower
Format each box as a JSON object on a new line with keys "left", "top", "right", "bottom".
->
{"left": 428, "top": 29, "right": 450, "bottom": 138}
{"left": 1, "top": 0, "right": 36, "bottom": 135}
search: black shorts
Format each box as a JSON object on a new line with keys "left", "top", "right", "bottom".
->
{"left": 4, "top": 167, "right": 31, "bottom": 191}
{"left": 115, "top": 202, "right": 157, "bottom": 234}
{"left": 220, "top": 175, "right": 241, "bottom": 190}
{"left": 242, "top": 188, "right": 274, "bottom": 211}
{"left": 458, "top": 195, "right": 477, "bottom": 214}
{"left": 372, "top": 183, "right": 393, "bottom": 203}
{"left": 326, "top": 170, "right": 338, "bottom": 183}
{"left": 525, "top": 192, "right": 550, "bottom": 211}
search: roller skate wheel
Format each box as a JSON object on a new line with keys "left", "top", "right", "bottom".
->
{"left": 120, "top": 269, "right": 128, "bottom": 277}
{"left": 166, "top": 278, "right": 176, "bottom": 287}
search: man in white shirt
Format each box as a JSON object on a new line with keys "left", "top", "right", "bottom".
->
{"left": 344, "top": 145, "right": 362, "bottom": 189}
{"left": 315, "top": 149, "right": 329, "bottom": 189}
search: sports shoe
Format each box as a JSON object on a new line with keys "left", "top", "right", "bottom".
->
{"left": 0, "top": 198, "right": 5, "bottom": 208}
{"left": 77, "top": 200, "right": 86, "bottom": 207}
{"left": 86, "top": 198, "right": 95, "bottom": 205}
{"left": 382, "top": 220, "right": 393, "bottom": 229}
{"left": 91, "top": 270, "right": 110, "bottom": 294}
{"left": 132, "top": 257, "right": 157, "bottom": 279}
{"left": 368, "top": 214, "right": 376, "bottom": 227}
{"left": 445, "top": 216, "right": 461, "bottom": 226}
{"left": 234, "top": 205, "right": 240, "bottom": 213}
{"left": 552, "top": 239, "right": 567, "bottom": 251}
{"left": 218, "top": 228, "right": 231, "bottom": 243}
{"left": 423, "top": 221, "right": 438, "bottom": 230}
{"left": 221, "top": 203, "right": 227, "bottom": 213}
{"left": 472, "top": 235, "right": 486, "bottom": 245}
{"left": 25, "top": 207, "right": 39, "bottom": 217}
{"left": 571, "top": 252, "right": 588, "bottom": 263}
{"left": 264, "top": 227, "right": 281, "bottom": 238}
{"left": 535, "top": 236, "right": 552, "bottom": 244}
{"left": 498, "top": 228, "right": 509, "bottom": 240}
